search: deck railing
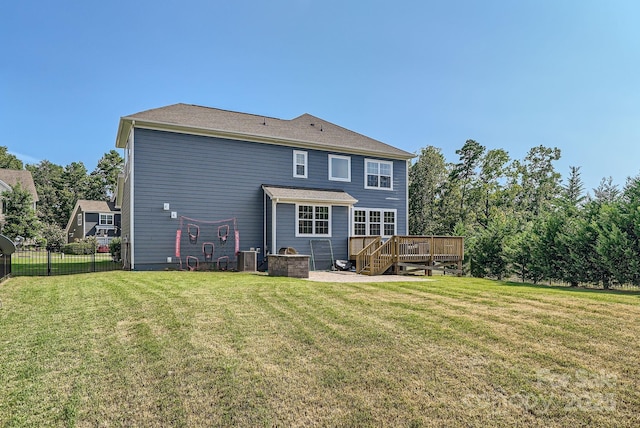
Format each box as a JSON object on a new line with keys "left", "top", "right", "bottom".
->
{"left": 350, "top": 236, "right": 464, "bottom": 276}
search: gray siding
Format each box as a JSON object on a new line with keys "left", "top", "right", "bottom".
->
{"left": 272, "top": 203, "right": 349, "bottom": 264}
{"left": 121, "top": 173, "right": 132, "bottom": 269}
{"left": 131, "top": 128, "right": 407, "bottom": 270}
{"left": 67, "top": 206, "right": 83, "bottom": 243}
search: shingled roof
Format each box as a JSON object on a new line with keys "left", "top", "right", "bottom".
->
{"left": 75, "top": 200, "right": 119, "bottom": 213}
{"left": 116, "top": 104, "right": 414, "bottom": 160}
{"left": 0, "top": 169, "right": 39, "bottom": 202}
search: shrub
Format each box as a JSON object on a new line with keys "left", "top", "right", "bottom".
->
{"left": 109, "top": 237, "right": 122, "bottom": 261}
{"left": 62, "top": 237, "right": 98, "bottom": 255}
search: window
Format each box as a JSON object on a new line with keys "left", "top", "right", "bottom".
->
{"left": 352, "top": 208, "right": 396, "bottom": 237}
{"left": 293, "top": 150, "right": 308, "bottom": 178}
{"left": 77, "top": 213, "right": 82, "bottom": 226}
{"left": 329, "top": 155, "right": 351, "bottom": 182}
{"left": 296, "top": 204, "right": 331, "bottom": 237}
{"left": 365, "top": 159, "right": 393, "bottom": 190}
{"left": 100, "top": 213, "right": 114, "bottom": 226}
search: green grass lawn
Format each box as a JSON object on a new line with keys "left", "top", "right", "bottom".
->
{"left": 1, "top": 272, "right": 639, "bottom": 427}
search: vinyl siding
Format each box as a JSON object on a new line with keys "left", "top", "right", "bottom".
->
{"left": 130, "top": 128, "right": 407, "bottom": 269}
{"left": 67, "top": 206, "right": 84, "bottom": 243}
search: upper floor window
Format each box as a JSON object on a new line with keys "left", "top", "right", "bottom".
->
{"left": 365, "top": 159, "right": 393, "bottom": 190}
{"left": 293, "top": 150, "right": 308, "bottom": 178}
{"left": 77, "top": 213, "right": 82, "bottom": 226}
{"left": 329, "top": 155, "right": 351, "bottom": 182}
{"left": 100, "top": 213, "right": 114, "bottom": 226}
{"left": 296, "top": 204, "right": 331, "bottom": 237}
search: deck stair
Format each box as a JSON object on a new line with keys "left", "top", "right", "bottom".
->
{"left": 351, "top": 236, "right": 464, "bottom": 276}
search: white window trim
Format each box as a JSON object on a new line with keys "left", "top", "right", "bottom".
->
{"left": 295, "top": 204, "right": 332, "bottom": 237}
{"left": 99, "top": 213, "right": 114, "bottom": 226}
{"left": 293, "top": 150, "right": 308, "bottom": 178}
{"left": 364, "top": 159, "right": 394, "bottom": 190}
{"left": 77, "top": 213, "right": 82, "bottom": 226}
{"left": 328, "top": 154, "right": 351, "bottom": 182}
{"left": 351, "top": 208, "right": 397, "bottom": 238}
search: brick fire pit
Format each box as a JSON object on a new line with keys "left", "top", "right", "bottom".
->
{"left": 268, "top": 254, "right": 310, "bottom": 278}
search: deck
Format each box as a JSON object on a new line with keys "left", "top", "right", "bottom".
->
{"left": 349, "top": 236, "right": 464, "bottom": 276}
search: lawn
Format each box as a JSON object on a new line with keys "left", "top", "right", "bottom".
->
{"left": 0, "top": 272, "right": 639, "bottom": 427}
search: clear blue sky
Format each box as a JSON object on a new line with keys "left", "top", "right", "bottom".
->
{"left": 2, "top": 0, "right": 639, "bottom": 193}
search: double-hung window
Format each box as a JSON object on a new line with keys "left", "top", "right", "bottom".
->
{"left": 328, "top": 155, "right": 351, "bottom": 182}
{"left": 99, "top": 213, "right": 114, "bottom": 226}
{"left": 293, "top": 150, "right": 308, "bottom": 178}
{"left": 296, "top": 204, "right": 331, "bottom": 237}
{"left": 365, "top": 159, "right": 393, "bottom": 190}
{"left": 77, "top": 213, "right": 82, "bottom": 226}
{"left": 352, "top": 208, "right": 396, "bottom": 237}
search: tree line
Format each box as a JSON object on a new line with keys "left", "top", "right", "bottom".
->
{"left": 409, "top": 140, "right": 640, "bottom": 288}
{"left": 0, "top": 146, "right": 123, "bottom": 249}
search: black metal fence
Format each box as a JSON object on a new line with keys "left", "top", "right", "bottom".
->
{"left": 1, "top": 254, "right": 11, "bottom": 280}
{"left": 10, "top": 250, "right": 122, "bottom": 276}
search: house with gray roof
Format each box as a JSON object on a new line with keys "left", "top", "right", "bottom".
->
{"left": 0, "top": 168, "right": 39, "bottom": 224}
{"left": 65, "top": 200, "right": 121, "bottom": 248}
{"left": 115, "top": 103, "right": 414, "bottom": 271}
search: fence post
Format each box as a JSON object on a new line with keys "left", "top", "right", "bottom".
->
{"left": 47, "top": 251, "right": 52, "bottom": 276}
{"left": 92, "top": 252, "right": 96, "bottom": 273}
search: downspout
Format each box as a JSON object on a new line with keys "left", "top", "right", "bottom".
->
{"left": 405, "top": 159, "right": 410, "bottom": 235}
{"left": 129, "top": 122, "right": 135, "bottom": 269}
{"left": 263, "top": 191, "right": 267, "bottom": 257}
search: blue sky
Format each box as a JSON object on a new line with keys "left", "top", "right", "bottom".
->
{"left": 1, "top": 0, "right": 639, "bottom": 193}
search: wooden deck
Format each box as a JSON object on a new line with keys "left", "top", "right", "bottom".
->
{"left": 350, "top": 236, "right": 464, "bottom": 276}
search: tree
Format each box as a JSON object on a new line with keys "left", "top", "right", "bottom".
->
{"left": 593, "top": 176, "right": 620, "bottom": 203}
{"left": 0, "top": 146, "right": 24, "bottom": 169}
{"left": 94, "top": 150, "right": 124, "bottom": 198}
{"left": 477, "top": 149, "right": 510, "bottom": 228}
{"left": 409, "top": 146, "right": 448, "bottom": 235}
{"left": 516, "top": 145, "right": 562, "bottom": 219}
{"left": 26, "top": 160, "right": 66, "bottom": 227}
{"left": 449, "top": 139, "right": 485, "bottom": 225}
{"left": 41, "top": 222, "right": 67, "bottom": 250}
{"left": 469, "top": 215, "right": 512, "bottom": 279}
{"left": 562, "top": 166, "right": 585, "bottom": 207}
{"left": 1, "top": 183, "right": 40, "bottom": 239}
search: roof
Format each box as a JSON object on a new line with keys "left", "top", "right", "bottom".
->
{"left": 116, "top": 104, "right": 414, "bottom": 160}
{"left": 0, "top": 169, "right": 39, "bottom": 202}
{"left": 76, "top": 200, "right": 119, "bottom": 213}
{"left": 64, "top": 200, "right": 120, "bottom": 235}
{"left": 262, "top": 185, "right": 358, "bottom": 206}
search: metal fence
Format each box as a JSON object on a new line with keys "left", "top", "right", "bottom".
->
{"left": 10, "top": 250, "right": 122, "bottom": 276}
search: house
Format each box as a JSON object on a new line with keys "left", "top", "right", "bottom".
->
{"left": 65, "top": 200, "right": 121, "bottom": 248}
{"left": 0, "top": 168, "right": 39, "bottom": 223}
{"left": 114, "top": 103, "right": 415, "bottom": 271}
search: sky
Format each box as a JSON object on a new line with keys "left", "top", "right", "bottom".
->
{"left": 1, "top": 0, "right": 639, "bottom": 193}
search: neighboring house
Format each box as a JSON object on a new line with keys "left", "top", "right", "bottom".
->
{"left": 115, "top": 103, "right": 414, "bottom": 270}
{"left": 0, "top": 168, "right": 39, "bottom": 223}
{"left": 65, "top": 200, "right": 121, "bottom": 247}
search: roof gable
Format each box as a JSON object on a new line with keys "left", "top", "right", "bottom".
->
{"left": 0, "top": 169, "right": 39, "bottom": 202}
{"left": 76, "top": 200, "right": 119, "bottom": 213}
{"left": 116, "top": 104, "right": 414, "bottom": 160}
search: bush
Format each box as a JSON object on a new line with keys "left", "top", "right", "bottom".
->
{"left": 62, "top": 236, "right": 98, "bottom": 255}
{"left": 109, "top": 238, "right": 121, "bottom": 260}
{"left": 42, "top": 222, "right": 67, "bottom": 251}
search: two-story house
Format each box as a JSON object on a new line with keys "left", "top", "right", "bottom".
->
{"left": 114, "top": 103, "right": 414, "bottom": 271}
{"left": 65, "top": 200, "right": 121, "bottom": 249}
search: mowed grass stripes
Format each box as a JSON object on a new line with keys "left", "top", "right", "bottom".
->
{"left": 0, "top": 272, "right": 639, "bottom": 427}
